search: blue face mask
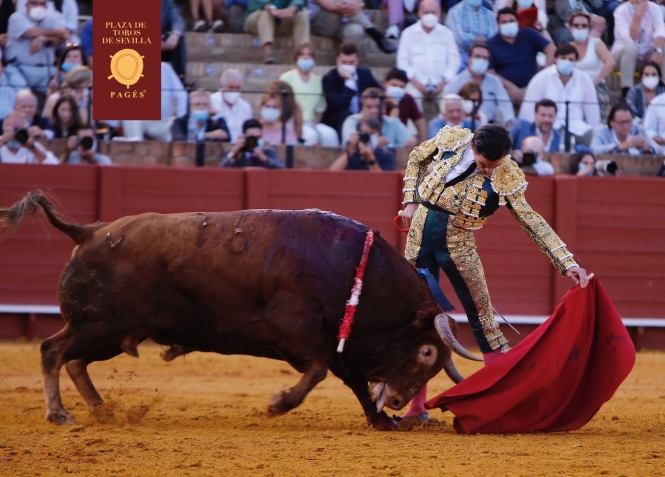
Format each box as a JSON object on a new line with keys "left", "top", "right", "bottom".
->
{"left": 296, "top": 58, "right": 315, "bottom": 72}
{"left": 386, "top": 85, "right": 406, "bottom": 101}
{"left": 470, "top": 58, "right": 489, "bottom": 75}
{"left": 556, "top": 59, "right": 575, "bottom": 76}
{"left": 191, "top": 109, "right": 209, "bottom": 123}
{"left": 467, "top": 0, "right": 482, "bottom": 7}
{"left": 61, "top": 62, "right": 78, "bottom": 72}
{"left": 578, "top": 163, "right": 593, "bottom": 175}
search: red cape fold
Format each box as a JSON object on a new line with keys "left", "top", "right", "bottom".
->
{"left": 425, "top": 278, "right": 636, "bottom": 434}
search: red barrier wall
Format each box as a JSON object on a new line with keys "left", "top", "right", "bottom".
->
{"left": 1, "top": 165, "right": 664, "bottom": 339}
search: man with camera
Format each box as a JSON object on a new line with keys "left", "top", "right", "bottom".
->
{"left": 518, "top": 136, "right": 554, "bottom": 176}
{"left": 329, "top": 116, "right": 396, "bottom": 171}
{"left": 221, "top": 119, "right": 284, "bottom": 169}
{"left": 0, "top": 111, "right": 58, "bottom": 164}
{"left": 591, "top": 103, "right": 657, "bottom": 155}
{"left": 61, "top": 128, "right": 112, "bottom": 165}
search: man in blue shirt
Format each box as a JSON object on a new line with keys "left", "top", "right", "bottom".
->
{"left": 486, "top": 8, "right": 555, "bottom": 101}
{"left": 510, "top": 99, "right": 561, "bottom": 161}
{"left": 445, "top": 0, "right": 497, "bottom": 66}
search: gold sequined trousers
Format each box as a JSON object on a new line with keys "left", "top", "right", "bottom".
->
{"left": 406, "top": 205, "right": 508, "bottom": 353}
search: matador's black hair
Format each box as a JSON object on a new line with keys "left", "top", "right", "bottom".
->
{"left": 472, "top": 124, "right": 513, "bottom": 162}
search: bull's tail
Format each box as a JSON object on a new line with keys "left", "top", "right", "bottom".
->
{"left": 0, "top": 190, "right": 92, "bottom": 244}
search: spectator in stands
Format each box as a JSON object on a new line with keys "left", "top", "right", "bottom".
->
{"left": 444, "top": 42, "right": 514, "bottom": 126}
{"left": 0, "top": 50, "right": 16, "bottom": 120}
{"left": 384, "top": 0, "right": 419, "bottom": 41}
{"left": 520, "top": 43, "right": 600, "bottom": 147}
{"left": 210, "top": 69, "right": 253, "bottom": 144}
{"left": 258, "top": 92, "right": 298, "bottom": 145}
{"left": 397, "top": 0, "right": 461, "bottom": 112}
{"left": 79, "top": 19, "right": 92, "bottom": 66}
{"left": 572, "top": 148, "right": 599, "bottom": 176}
{"left": 50, "top": 96, "right": 81, "bottom": 139}
{"left": 16, "top": 0, "right": 78, "bottom": 42}
{"left": 321, "top": 42, "right": 381, "bottom": 139}
{"left": 511, "top": 99, "right": 561, "bottom": 157}
{"left": 308, "top": 0, "right": 396, "bottom": 53}
{"left": 221, "top": 119, "right": 285, "bottom": 168}
{"left": 244, "top": 0, "right": 310, "bottom": 64}
{"left": 486, "top": 8, "right": 554, "bottom": 102}
{"left": 644, "top": 91, "right": 665, "bottom": 149}
{"left": 161, "top": 0, "right": 187, "bottom": 83}
{"left": 122, "top": 62, "right": 187, "bottom": 141}
{"left": 517, "top": 136, "right": 554, "bottom": 176}
{"left": 383, "top": 68, "right": 426, "bottom": 142}
{"left": 4, "top": 0, "right": 69, "bottom": 95}
{"left": 341, "top": 87, "right": 416, "bottom": 148}
{"left": 330, "top": 116, "right": 396, "bottom": 171}
{"left": 172, "top": 90, "right": 231, "bottom": 142}
{"left": 280, "top": 43, "right": 339, "bottom": 146}
{"left": 627, "top": 62, "right": 665, "bottom": 123}
{"left": 492, "top": 0, "right": 548, "bottom": 35}
{"left": 47, "top": 43, "right": 88, "bottom": 97}
{"left": 592, "top": 103, "right": 657, "bottom": 154}
{"left": 0, "top": 88, "right": 53, "bottom": 139}
{"left": 61, "top": 128, "right": 112, "bottom": 165}
{"left": 551, "top": 0, "right": 607, "bottom": 46}
{"left": 569, "top": 12, "right": 614, "bottom": 115}
{"left": 612, "top": 0, "right": 665, "bottom": 100}
{"left": 190, "top": 0, "right": 225, "bottom": 32}
{"left": 445, "top": 0, "right": 497, "bottom": 66}
{"left": 427, "top": 94, "right": 473, "bottom": 138}
{"left": 42, "top": 65, "right": 91, "bottom": 125}
{"left": 267, "top": 80, "right": 304, "bottom": 143}
{"left": 0, "top": 111, "right": 59, "bottom": 164}
{"left": 458, "top": 82, "right": 487, "bottom": 129}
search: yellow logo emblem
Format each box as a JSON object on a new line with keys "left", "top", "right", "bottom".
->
{"left": 107, "top": 49, "right": 145, "bottom": 89}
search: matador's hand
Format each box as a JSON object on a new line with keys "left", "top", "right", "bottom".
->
{"left": 401, "top": 203, "right": 419, "bottom": 228}
{"left": 566, "top": 266, "right": 589, "bottom": 288}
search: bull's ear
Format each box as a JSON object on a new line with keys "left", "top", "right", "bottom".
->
{"left": 413, "top": 304, "right": 441, "bottom": 330}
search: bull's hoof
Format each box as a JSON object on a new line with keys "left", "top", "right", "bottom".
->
{"left": 267, "top": 389, "right": 292, "bottom": 417}
{"left": 46, "top": 410, "right": 75, "bottom": 425}
{"left": 370, "top": 412, "right": 398, "bottom": 431}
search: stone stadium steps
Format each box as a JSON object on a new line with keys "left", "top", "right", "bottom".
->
{"left": 185, "top": 31, "right": 397, "bottom": 67}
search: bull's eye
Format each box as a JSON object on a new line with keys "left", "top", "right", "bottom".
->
{"left": 417, "top": 344, "right": 438, "bottom": 366}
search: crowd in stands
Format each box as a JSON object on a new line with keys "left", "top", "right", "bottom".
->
{"left": 0, "top": 0, "right": 664, "bottom": 176}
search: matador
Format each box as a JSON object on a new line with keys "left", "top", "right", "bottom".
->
{"left": 398, "top": 123, "right": 588, "bottom": 422}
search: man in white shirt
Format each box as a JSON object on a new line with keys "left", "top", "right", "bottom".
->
{"left": 210, "top": 69, "right": 254, "bottom": 144}
{"left": 121, "top": 62, "right": 187, "bottom": 141}
{"left": 643, "top": 91, "right": 665, "bottom": 152}
{"left": 519, "top": 43, "right": 600, "bottom": 147}
{"left": 396, "top": 0, "right": 461, "bottom": 112}
{"left": 0, "top": 111, "right": 59, "bottom": 164}
{"left": 519, "top": 136, "right": 555, "bottom": 176}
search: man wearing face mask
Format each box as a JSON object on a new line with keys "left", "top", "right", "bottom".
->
{"left": 591, "top": 103, "right": 657, "bottom": 155}
{"left": 340, "top": 87, "right": 416, "bottom": 148}
{"left": 4, "top": 0, "right": 69, "bottom": 95}
{"left": 0, "top": 111, "right": 59, "bottom": 164}
{"left": 329, "top": 117, "right": 396, "bottom": 171}
{"left": 172, "top": 90, "right": 231, "bottom": 143}
{"left": 486, "top": 8, "right": 554, "bottom": 102}
{"left": 396, "top": 0, "right": 461, "bottom": 113}
{"left": 61, "top": 128, "right": 112, "bottom": 166}
{"left": 321, "top": 42, "right": 381, "bottom": 140}
{"left": 221, "top": 119, "right": 285, "bottom": 169}
{"left": 210, "top": 70, "right": 253, "bottom": 145}
{"left": 445, "top": 0, "right": 497, "bottom": 66}
{"left": 519, "top": 43, "right": 600, "bottom": 148}
{"left": 383, "top": 68, "right": 427, "bottom": 142}
{"left": 444, "top": 42, "right": 515, "bottom": 127}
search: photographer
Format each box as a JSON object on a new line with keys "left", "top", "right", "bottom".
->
{"left": 61, "top": 128, "right": 111, "bottom": 165}
{"left": 221, "top": 119, "right": 284, "bottom": 169}
{"left": 518, "top": 136, "right": 554, "bottom": 176}
{"left": 572, "top": 147, "right": 618, "bottom": 177}
{"left": 0, "top": 111, "right": 59, "bottom": 164}
{"left": 329, "top": 116, "right": 396, "bottom": 171}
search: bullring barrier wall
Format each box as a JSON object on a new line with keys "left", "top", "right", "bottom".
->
{"left": 1, "top": 164, "right": 664, "bottom": 348}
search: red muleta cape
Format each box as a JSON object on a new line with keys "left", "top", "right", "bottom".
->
{"left": 425, "top": 278, "right": 636, "bottom": 434}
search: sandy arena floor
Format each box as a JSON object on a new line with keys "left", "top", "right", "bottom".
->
{"left": 0, "top": 342, "right": 663, "bottom": 477}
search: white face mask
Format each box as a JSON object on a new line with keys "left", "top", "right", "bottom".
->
{"left": 338, "top": 64, "right": 356, "bottom": 78}
{"left": 420, "top": 13, "right": 439, "bottom": 29}
{"left": 386, "top": 85, "right": 406, "bottom": 101}
{"left": 222, "top": 91, "right": 240, "bottom": 105}
{"left": 642, "top": 76, "right": 660, "bottom": 90}
{"left": 499, "top": 21, "right": 519, "bottom": 38}
{"left": 28, "top": 6, "right": 47, "bottom": 22}
{"left": 570, "top": 28, "right": 589, "bottom": 42}
{"left": 260, "top": 107, "right": 281, "bottom": 123}
{"left": 462, "top": 99, "right": 475, "bottom": 114}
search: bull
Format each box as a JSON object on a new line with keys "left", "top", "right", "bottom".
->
{"left": 0, "top": 191, "right": 480, "bottom": 430}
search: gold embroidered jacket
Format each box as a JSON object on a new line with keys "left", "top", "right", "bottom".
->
{"left": 402, "top": 125, "right": 578, "bottom": 275}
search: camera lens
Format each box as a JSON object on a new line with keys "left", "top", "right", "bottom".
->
{"left": 14, "top": 128, "right": 29, "bottom": 145}
{"left": 78, "top": 136, "right": 94, "bottom": 151}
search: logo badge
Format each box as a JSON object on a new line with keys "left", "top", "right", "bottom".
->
{"left": 108, "top": 49, "right": 145, "bottom": 89}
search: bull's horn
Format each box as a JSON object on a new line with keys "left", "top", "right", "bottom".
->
{"left": 434, "top": 314, "right": 483, "bottom": 362}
